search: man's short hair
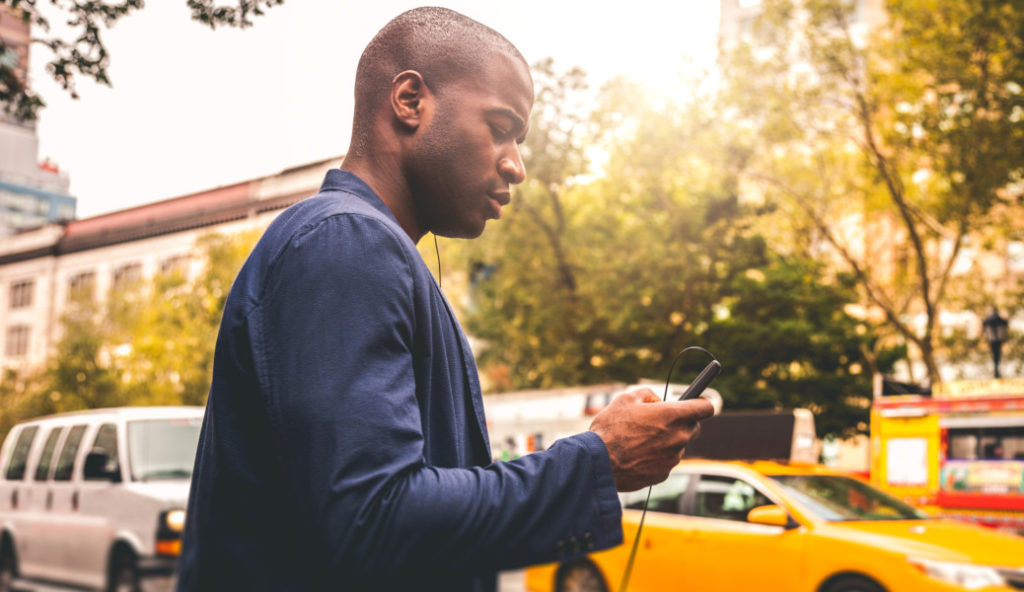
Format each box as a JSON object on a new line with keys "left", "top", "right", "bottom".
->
{"left": 350, "top": 7, "right": 526, "bottom": 154}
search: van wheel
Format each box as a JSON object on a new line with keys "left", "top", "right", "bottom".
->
{"left": 821, "top": 575, "right": 886, "bottom": 592}
{"left": 108, "top": 550, "right": 141, "bottom": 592}
{"left": 555, "top": 560, "right": 608, "bottom": 592}
{"left": 0, "top": 537, "right": 16, "bottom": 592}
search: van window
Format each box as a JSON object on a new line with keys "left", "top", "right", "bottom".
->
{"left": 34, "top": 427, "right": 64, "bottom": 481}
{"left": 53, "top": 424, "right": 87, "bottom": 482}
{"left": 4, "top": 425, "right": 39, "bottom": 481}
{"left": 128, "top": 418, "right": 202, "bottom": 481}
{"left": 86, "top": 423, "right": 121, "bottom": 480}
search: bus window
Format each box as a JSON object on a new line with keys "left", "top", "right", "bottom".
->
{"left": 948, "top": 432, "right": 978, "bottom": 459}
{"left": 947, "top": 427, "right": 1024, "bottom": 460}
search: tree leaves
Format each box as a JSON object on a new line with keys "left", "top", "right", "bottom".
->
{"left": 718, "top": 0, "right": 1024, "bottom": 386}
{"left": 0, "top": 0, "right": 281, "bottom": 120}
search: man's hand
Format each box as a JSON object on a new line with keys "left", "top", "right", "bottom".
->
{"left": 589, "top": 388, "right": 715, "bottom": 492}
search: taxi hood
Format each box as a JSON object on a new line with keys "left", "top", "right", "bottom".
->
{"left": 823, "top": 519, "right": 1024, "bottom": 567}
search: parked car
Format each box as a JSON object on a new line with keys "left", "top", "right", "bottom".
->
{"left": 525, "top": 459, "right": 1024, "bottom": 592}
{"left": 0, "top": 406, "right": 203, "bottom": 591}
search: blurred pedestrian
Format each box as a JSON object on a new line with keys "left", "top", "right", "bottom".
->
{"left": 177, "top": 7, "right": 712, "bottom": 591}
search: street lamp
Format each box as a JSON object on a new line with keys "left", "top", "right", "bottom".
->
{"left": 981, "top": 308, "right": 1009, "bottom": 379}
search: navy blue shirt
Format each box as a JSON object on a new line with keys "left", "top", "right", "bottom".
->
{"left": 177, "top": 170, "right": 622, "bottom": 591}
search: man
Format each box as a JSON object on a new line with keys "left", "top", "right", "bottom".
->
{"left": 177, "top": 7, "right": 713, "bottom": 591}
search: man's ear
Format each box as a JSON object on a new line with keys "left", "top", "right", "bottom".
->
{"left": 391, "top": 70, "right": 430, "bottom": 131}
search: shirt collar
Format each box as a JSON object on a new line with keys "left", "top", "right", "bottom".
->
{"left": 319, "top": 168, "right": 399, "bottom": 225}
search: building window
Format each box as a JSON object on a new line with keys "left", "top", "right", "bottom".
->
{"left": 9, "top": 280, "right": 33, "bottom": 309}
{"left": 112, "top": 262, "right": 143, "bottom": 287}
{"left": 1008, "top": 241, "right": 1024, "bottom": 275}
{"left": 5, "top": 324, "right": 30, "bottom": 357}
{"left": 159, "top": 255, "right": 189, "bottom": 276}
{"left": 56, "top": 204, "right": 75, "bottom": 220}
{"left": 738, "top": 14, "right": 757, "bottom": 38}
{"left": 68, "top": 271, "right": 96, "bottom": 302}
{"left": 0, "top": 46, "right": 20, "bottom": 70}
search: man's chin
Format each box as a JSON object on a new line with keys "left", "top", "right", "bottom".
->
{"left": 436, "top": 221, "right": 488, "bottom": 240}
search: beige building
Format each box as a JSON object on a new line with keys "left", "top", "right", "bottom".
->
{"left": 0, "top": 157, "right": 342, "bottom": 371}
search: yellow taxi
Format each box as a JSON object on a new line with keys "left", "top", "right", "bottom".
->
{"left": 525, "top": 459, "right": 1024, "bottom": 592}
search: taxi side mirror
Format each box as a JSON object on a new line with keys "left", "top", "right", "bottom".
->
{"left": 747, "top": 504, "right": 796, "bottom": 529}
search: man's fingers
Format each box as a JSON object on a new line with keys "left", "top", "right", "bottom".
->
{"left": 639, "top": 391, "right": 661, "bottom": 403}
{"left": 596, "top": 389, "right": 715, "bottom": 491}
{"left": 616, "top": 387, "right": 660, "bottom": 404}
{"left": 686, "top": 421, "right": 701, "bottom": 443}
{"left": 663, "top": 398, "right": 715, "bottom": 423}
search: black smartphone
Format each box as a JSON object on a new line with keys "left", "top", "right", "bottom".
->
{"left": 678, "top": 359, "right": 722, "bottom": 401}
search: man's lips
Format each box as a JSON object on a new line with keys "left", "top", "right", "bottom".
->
{"left": 488, "top": 191, "right": 511, "bottom": 218}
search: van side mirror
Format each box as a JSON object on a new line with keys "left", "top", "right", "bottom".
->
{"left": 84, "top": 450, "right": 121, "bottom": 482}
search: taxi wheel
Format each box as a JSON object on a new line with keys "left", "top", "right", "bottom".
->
{"left": 555, "top": 560, "right": 609, "bottom": 592}
{"left": 821, "top": 575, "right": 886, "bottom": 592}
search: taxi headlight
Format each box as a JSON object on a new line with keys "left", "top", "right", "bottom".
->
{"left": 164, "top": 509, "right": 186, "bottom": 532}
{"left": 908, "top": 557, "right": 1005, "bottom": 589}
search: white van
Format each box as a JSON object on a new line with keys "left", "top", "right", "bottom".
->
{"left": 0, "top": 406, "right": 204, "bottom": 592}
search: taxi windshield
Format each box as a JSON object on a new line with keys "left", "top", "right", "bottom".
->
{"left": 127, "top": 417, "right": 202, "bottom": 481}
{"left": 768, "top": 474, "right": 928, "bottom": 522}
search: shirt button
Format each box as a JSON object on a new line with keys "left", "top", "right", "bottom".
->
{"left": 556, "top": 540, "right": 565, "bottom": 557}
{"left": 569, "top": 536, "right": 580, "bottom": 555}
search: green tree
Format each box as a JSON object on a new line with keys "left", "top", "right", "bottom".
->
{"left": 449, "top": 62, "right": 881, "bottom": 436}
{"left": 0, "top": 0, "right": 282, "bottom": 120}
{"left": 586, "top": 80, "right": 885, "bottom": 435}
{"left": 709, "top": 258, "right": 887, "bottom": 437}
{"left": 719, "top": 0, "right": 1024, "bottom": 385}
{"left": 37, "top": 289, "right": 126, "bottom": 414}
{"left": 115, "top": 230, "right": 258, "bottom": 405}
{"left": 0, "top": 367, "right": 47, "bottom": 439}
{"left": 0, "top": 229, "right": 257, "bottom": 431}
{"left": 0, "top": 290, "right": 123, "bottom": 437}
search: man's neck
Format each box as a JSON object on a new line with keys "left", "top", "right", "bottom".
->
{"left": 341, "top": 152, "right": 423, "bottom": 243}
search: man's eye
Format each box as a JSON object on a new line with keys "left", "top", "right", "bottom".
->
{"left": 489, "top": 123, "right": 511, "bottom": 138}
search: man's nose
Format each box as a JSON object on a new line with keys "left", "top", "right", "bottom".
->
{"left": 498, "top": 146, "right": 526, "bottom": 185}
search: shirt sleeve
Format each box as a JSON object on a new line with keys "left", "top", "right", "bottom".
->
{"left": 249, "top": 212, "right": 622, "bottom": 585}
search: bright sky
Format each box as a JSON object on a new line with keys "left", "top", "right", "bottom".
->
{"left": 30, "top": 2, "right": 720, "bottom": 218}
